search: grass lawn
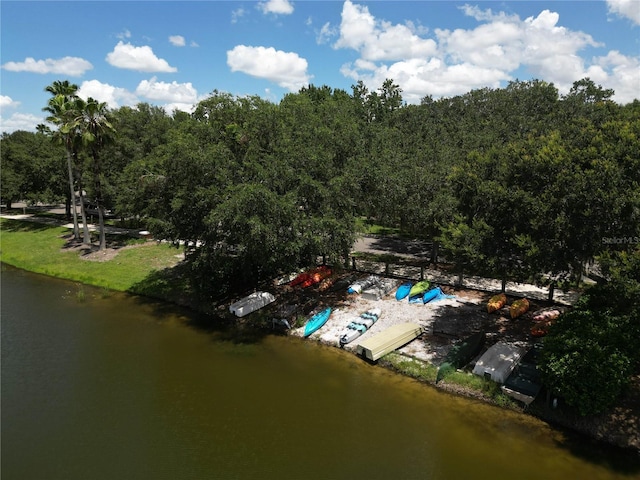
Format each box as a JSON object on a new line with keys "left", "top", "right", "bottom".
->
{"left": 0, "top": 218, "right": 183, "bottom": 292}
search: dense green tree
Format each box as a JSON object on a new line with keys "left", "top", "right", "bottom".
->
{"left": 540, "top": 248, "right": 640, "bottom": 415}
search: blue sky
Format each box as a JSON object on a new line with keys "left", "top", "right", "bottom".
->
{"left": 1, "top": 0, "right": 638, "bottom": 133}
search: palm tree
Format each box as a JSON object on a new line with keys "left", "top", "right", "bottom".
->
{"left": 43, "top": 81, "right": 83, "bottom": 241}
{"left": 78, "top": 98, "right": 116, "bottom": 250}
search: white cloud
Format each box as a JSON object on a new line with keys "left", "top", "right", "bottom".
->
{"left": 317, "top": 22, "right": 337, "bottom": 45}
{"left": 1, "top": 56, "right": 93, "bottom": 76}
{"left": 169, "top": 35, "right": 186, "bottom": 47}
{"left": 136, "top": 77, "right": 199, "bottom": 104}
{"left": 606, "top": 0, "right": 640, "bottom": 25}
{"left": 232, "top": 7, "right": 246, "bottom": 24}
{"left": 0, "top": 112, "right": 43, "bottom": 134}
{"left": 593, "top": 50, "right": 640, "bottom": 104}
{"left": 116, "top": 29, "right": 132, "bottom": 40}
{"left": 258, "top": 0, "right": 294, "bottom": 15}
{"left": 335, "top": 1, "right": 638, "bottom": 104}
{"left": 227, "top": 45, "right": 311, "bottom": 91}
{"left": 77, "top": 79, "right": 139, "bottom": 109}
{"left": 334, "top": 0, "right": 437, "bottom": 61}
{"left": 0, "top": 95, "right": 20, "bottom": 110}
{"left": 106, "top": 41, "right": 177, "bottom": 73}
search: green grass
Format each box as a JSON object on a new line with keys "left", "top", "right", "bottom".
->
{"left": 0, "top": 218, "right": 183, "bottom": 292}
{"left": 383, "top": 352, "right": 518, "bottom": 408}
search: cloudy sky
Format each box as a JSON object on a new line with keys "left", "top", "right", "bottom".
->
{"left": 1, "top": 0, "right": 638, "bottom": 133}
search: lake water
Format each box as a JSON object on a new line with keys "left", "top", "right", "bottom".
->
{"left": 2, "top": 265, "right": 638, "bottom": 479}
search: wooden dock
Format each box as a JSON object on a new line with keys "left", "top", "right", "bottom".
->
{"left": 356, "top": 323, "right": 423, "bottom": 361}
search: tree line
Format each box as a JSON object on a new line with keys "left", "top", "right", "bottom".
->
{"left": 1, "top": 77, "right": 639, "bottom": 413}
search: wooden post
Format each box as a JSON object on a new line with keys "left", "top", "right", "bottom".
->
{"left": 420, "top": 266, "right": 424, "bottom": 280}
{"left": 351, "top": 256, "right": 356, "bottom": 271}
{"left": 501, "top": 277, "right": 507, "bottom": 293}
{"left": 548, "top": 281, "right": 555, "bottom": 301}
{"left": 430, "top": 241, "right": 439, "bottom": 265}
{"left": 385, "top": 262, "right": 390, "bottom": 275}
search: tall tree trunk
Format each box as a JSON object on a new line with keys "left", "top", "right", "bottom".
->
{"left": 77, "top": 178, "right": 91, "bottom": 245}
{"left": 98, "top": 206, "right": 106, "bottom": 251}
{"left": 65, "top": 150, "right": 80, "bottom": 240}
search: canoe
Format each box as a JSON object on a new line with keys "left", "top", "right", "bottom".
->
{"left": 436, "top": 331, "right": 486, "bottom": 383}
{"left": 229, "top": 291, "right": 276, "bottom": 317}
{"left": 510, "top": 298, "right": 530, "bottom": 319}
{"left": 395, "top": 282, "right": 413, "bottom": 301}
{"left": 339, "top": 308, "right": 381, "bottom": 346}
{"left": 408, "top": 280, "right": 430, "bottom": 299}
{"left": 487, "top": 293, "right": 507, "bottom": 313}
{"left": 303, "top": 307, "right": 332, "bottom": 337}
{"left": 347, "top": 275, "right": 380, "bottom": 294}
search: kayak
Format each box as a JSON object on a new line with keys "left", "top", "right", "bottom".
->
{"left": 408, "top": 280, "right": 430, "bottom": 302}
{"left": 510, "top": 298, "right": 530, "bottom": 319}
{"left": 303, "top": 307, "right": 332, "bottom": 337}
{"left": 487, "top": 293, "right": 507, "bottom": 313}
{"left": 290, "top": 266, "right": 331, "bottom": 288}
{"left": 422, "top": 286, "right": 442, "bottom": 303}
{"left": 395, "top": 282, "right": 413, "bottom": 301}
{"left": 436, "top": 331, "right": 486, "bottom": 383}
{"left": 408, "top": 280, "right": 430, "bottom": 298}
{"left": 339, "top": 308, "right": 381, "bottom": 345}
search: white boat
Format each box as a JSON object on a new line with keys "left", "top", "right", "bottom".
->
{"left": 229, "top": 291, "right": 276, "bottom": 317}
{"left": 339, "top": 308, "right": 381, "bottom": 345}
{"left": 362, "top": 278, "right": 398, "bottom": 301}
{"left": 347, "top": 275, "right": 380, "bottom": 294}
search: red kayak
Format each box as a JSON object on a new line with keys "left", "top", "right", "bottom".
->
{"left": 289, "top": 266, "right": 332, "bottom": 288}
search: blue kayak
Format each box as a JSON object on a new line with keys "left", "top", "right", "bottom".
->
{"left": 422, "top": 287, "right": 442, "bottom": 303}
{"left": 395, "top": 282, "right": 413, "bottom": 301}
{"left": 304, "top": 307, "right": 332, "bottom": 337}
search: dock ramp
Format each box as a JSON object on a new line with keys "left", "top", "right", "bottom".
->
{"left": 356, "top": 323, "right": 423, "bottom": 361}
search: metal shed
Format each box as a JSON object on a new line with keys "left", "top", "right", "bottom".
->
{"left": 472, "top": 342, "right": 525, "bottom": 383}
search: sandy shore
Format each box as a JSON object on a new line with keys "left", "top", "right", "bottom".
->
{"left": 288, "top": 282, "right": 485, "bottom": 364}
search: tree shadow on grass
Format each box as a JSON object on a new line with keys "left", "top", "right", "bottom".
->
{"left": 1, "top": 218, "right": 58, "bottom": 233}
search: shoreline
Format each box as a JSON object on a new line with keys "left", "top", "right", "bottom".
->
{"left": 1, "top": 212, "right": 638, "bottom": 456}
{"left": 256, "top": 273, "right": 640, "bottom": 456}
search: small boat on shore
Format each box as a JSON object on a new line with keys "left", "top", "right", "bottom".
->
{"left": 487, "top": 293, "right": 507, "bottom": 313}
{"left": 356, "top": 322, "right": 423, "bottom": 362}
{"left": 436, "top": 331, "right": 486, "bottom": 383}
{"left": 339, "top": 308, "right": 381, "bottom": 346}
{"left": 408, "top": 280, "right": 430, "bottom": 300}
{"left": 229, "top": 291, "right": 276, "bottom": 317}
{"left": 347, "top": 275, "right": 380, "bottom": 294}
{"left": 395, "top": 282, "right": 413, "bottom": 301}
{"left": 303, "top": 307, "right": 332, "bottom": 337}
{"left": 510, "top": 298, "right": 530, "bottom": 319}
{"left": 290, "top": 266, "right": 332, "bottom": 289}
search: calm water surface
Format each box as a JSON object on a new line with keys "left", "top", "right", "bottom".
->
{"left": 2, "top": 266, "right": 638, "bottom": 479}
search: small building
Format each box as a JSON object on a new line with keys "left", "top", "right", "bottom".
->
{"left": 501, "top": 346, "right": 543, "bottom": 405}
{"left": 472, "top": 342, "right": 526, "bottom": 383}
